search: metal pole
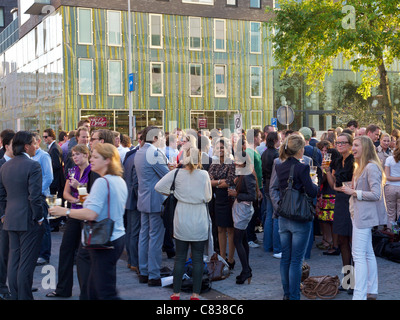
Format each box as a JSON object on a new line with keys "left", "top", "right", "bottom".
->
{"left": 128, "top": 0, "right": 133, "bottom": 141}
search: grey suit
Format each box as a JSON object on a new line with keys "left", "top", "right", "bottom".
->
{"left": 0, "top": 154, "right": 45, "bottom": 300}
{"left": 134, "top": 143, "right": 169, "bottom": 280}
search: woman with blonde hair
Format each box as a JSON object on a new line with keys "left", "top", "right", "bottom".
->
{"left": 155, "top": 136, "right": 212, "bottom": 300}
{"left": 342, "top": 136, "right": 387, "bottom": 300}
{"left": 49, "top": 143, "right": 128, "bottom": 300}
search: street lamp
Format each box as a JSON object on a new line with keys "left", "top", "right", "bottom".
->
{"left": 128, "top": 0, "right": 133, "bottom": 141}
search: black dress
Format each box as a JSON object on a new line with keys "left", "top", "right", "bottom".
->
{"left": 330, "top": 154, "right": 354, "bottom": 237}
{"left": 208, "top": 162, "right": 236, "bottom": 228}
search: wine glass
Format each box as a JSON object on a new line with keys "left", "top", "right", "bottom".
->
{"left": 68, "top": 168, "right": 76, "bottom": 180}
{"left": 46, "top": 195, "right": 61, "bottom": 220}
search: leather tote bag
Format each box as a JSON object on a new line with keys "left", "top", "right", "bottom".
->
{"left": 161, "top": 169, "right": 180, "bottom": 238}
{"left": 277, "top": 165, "right": 315, "bottom": 222}
{"left": 83, "top": 177, "right": 114, "bottom": 249}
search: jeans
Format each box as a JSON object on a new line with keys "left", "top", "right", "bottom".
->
{"left": 139, "top": 212, "right": 165, "bottom": 280}
{"left": 173, "top": 239, "right": 207, "bottom": 294}
{"left": 352, "top": 224, "right": 378, "bottom": 300}
{"left": 263, "top": 193, "right": 281, "bottom": 253}
{"left": 279, "top": 217, "right": 312, "bottom": 300}
{"left": 125, "top": 208, "right": 141, "bottom": 268}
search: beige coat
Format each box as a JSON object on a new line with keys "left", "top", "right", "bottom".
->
{"left": 350, "top": 163, "right": 387, "bottom": 229}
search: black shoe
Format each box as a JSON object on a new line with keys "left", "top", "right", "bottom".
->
{"left": 0, "top": 292, "right": 10, "bottom": 300}
{"left": 236, "top": 271, "right": 252, "bottom": 285}
{"left": 148, "top": 278, "right": 162, "bottom": 287}
{"left": 323, "top": 247, "right": 340, "bottom": 256}
{"left": 138, "top": 275, "right": 148, "bottom": 284}
{"left": 167, "top": 251, "right": 176, "bottom": 259}
{"left": 226, "top": 259, "right": 235, "bottom": 270}
{"left": 347, "top": 288, "right": 354, "bottom": 295}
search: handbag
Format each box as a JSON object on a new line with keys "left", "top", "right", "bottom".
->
{"left": 277, "top": 164, "right": 315, "bottom": 222}
{"left": 83, "top": 177, "right": 114, "bottom": 249}
{"left": 207, "top": 253, "right": 229, "bottom": 281}
{"left": 301, "top": 275, "right": 340, "bottom": 299}
{"left": 161, "top": 169, "right": 180, "bottom": 238}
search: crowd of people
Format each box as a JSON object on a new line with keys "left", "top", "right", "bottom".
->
{"left": 0, "top": 118, "right": 397, "bottom": 300}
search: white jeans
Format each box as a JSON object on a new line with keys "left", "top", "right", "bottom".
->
{"left": 352, "top": 224, "right": 378, "bottom": 300}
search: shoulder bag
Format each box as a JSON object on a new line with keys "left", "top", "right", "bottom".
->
{"left": 277, "top": 164, "right": 315, "bottom": 222}
{"left": 83, "top": 177, "right": 114, "bottom": 249}
{"left": 161, "top": 169, "right": 180, "bottom": 238}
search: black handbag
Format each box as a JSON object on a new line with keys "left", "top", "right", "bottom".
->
{"left": 83, "top": 177, "right": 114, "bottom": 249}
{"left": 277, "top": 164, "right": 315, "bottom": 222}
{"left": 161, "top": 169, "right": 180, "bottom": 238}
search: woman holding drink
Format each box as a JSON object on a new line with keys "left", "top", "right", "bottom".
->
{"left": 49, "top": 143, "right": 127, "bottom": 300}
{"left": 46, "top": 144, "right": 91, "bottom": 298}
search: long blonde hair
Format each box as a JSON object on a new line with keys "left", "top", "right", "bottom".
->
{"left": 182, "top": 135, "right": 202, "bottom": 172}
{"left": 94, "top": 143, "right": 124, "bottom": 177}
{"left": 279, "top": 134, "right": 305, "bottom": 161}
{"left": 353, "top": 136, "right": 385, "bottom": 185}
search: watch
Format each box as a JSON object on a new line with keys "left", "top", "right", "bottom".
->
{"left": 66, "top": 209, "right": 71, "bottom": 217}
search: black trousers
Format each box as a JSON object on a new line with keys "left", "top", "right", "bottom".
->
{"left": 234, "top": 228, "right": 251, "bottom": 274}
{"left": 0, "top": 221, "right": 9, "bottom": 294}
{"left": 7, "top": 223, "right": 44, "bottom": 300}
{"left": 76, "top": 242, "right": 91, "bottom": 300}
{"left": 55, "top": 218, "right": 82, "bottom": 296}
{"left": 87, "top": 235, "right": 125, "bottom": 300}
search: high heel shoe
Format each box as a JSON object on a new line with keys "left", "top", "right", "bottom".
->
{"left": 170, "top": 294, "right": 180, "bottom": 300}
{"left": 226, "top": 259, "right": 235, "bottom": 270}
{"left": 190, "top": 296, "right": 200, "bottom": 300}
{"left": 236, "top": 272, "right": 252, "bottom": 285}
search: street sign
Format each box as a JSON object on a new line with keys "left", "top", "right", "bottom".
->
{"left": 128, "top": 73, "right": 135, "bottom": 92}
{"left": 277, "top": 105, "right": 294, "bottom": 127}
{"left": 234, "top": 113, "right": 242, "bottom": 134}
{"left": 271, "top": 117, "right": 277, "bottom": 127}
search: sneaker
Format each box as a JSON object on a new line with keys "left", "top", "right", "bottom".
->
{"left": 272, "top": 252, "right": 282, "bottom": 259}
{"left": 248, "top": 241, "right": 260, "bottom": 248}
{"left": 36, "top": 257, "right": 49, "bottom": 266}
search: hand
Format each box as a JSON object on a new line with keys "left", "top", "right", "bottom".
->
{"left": 69, "top": 177, "right": 79, "bottom": 189}
{"left": 228, "top": 189, "right": 237, "bottom": 197}
{"left": 48, "top": 206, "right": 67, "bottom": 217}
{"left": 341, "top": 185, "right": 354, "bottom": 196}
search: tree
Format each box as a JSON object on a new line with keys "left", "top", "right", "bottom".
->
{"left": 266, "top": 0, "right": 400, "bottom": 132}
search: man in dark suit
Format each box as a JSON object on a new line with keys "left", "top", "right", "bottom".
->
{"left": 0, "top": 131, "right": 44, "bottom": 300}
{"left": 0, "top": 129, "right": 14, "bottom": 159}
{"left": 43, "top": 128, "right": 64, "bottom": 198}
{"left": 0, "top": 130, "right": 14, "bottom": 300}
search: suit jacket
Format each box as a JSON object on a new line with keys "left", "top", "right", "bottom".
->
{"left": 134, "top": 143, "right": 169, "bottom": 213}
{"left": 0, "top": 155, "right": 43, "bottom": 231}
{"left": 350, "top": 163, "right": 387, "bottom": 229}
{"left": 0, "top": 158, "right": 5, "bottom": 168}
{"left": 48, "top": 142, "right": 64, "bottom": 193}
{"left": 123, "top": 147, "right": 139, "bottom": 210}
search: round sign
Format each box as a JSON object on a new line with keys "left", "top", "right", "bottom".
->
{"left": 277, "top": 106, "right": 294, "bottom": 126}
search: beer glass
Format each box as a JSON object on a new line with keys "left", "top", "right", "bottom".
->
{"left": 323, "top": 153, "right": 332, "bottom": 167}
{"left": 77, "top": 183, "right": 88, "bottom": 205}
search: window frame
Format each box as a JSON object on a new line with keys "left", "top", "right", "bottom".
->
{"left": 182, "top": 0, "right": 214, "bottom": 5}
{"left": 0, "top": 7, "right": 4, "bottom": 28}
{"left": 150, "top": 62, "right": 164, "bottom": 97}
{"left": 226, "top": 0, "right": 237, "bottom": 6}
{"left": 189, "top": 17, "right": 202, "bottom": 51}
{"left": 250, "top": 21, "right": 262, "bottom": 54}
{"left": 214, "top": 19, "right": 226, "bottom": 52}
{"left": 214, "top": 64, "right": 227, "bottom": 98}
{"left": 107, "top": 10, "right": 122, "bottom": 47}
{"left": 149, "top": 14, "right": 163, "bottom": 49}
{"left": 77, "top": 8, "right": 93, "bottom": 45}
{"left": 250, "top": 0, "right": 261, "bottom": 9}
{"left": 108, "top": 60, "right": 123, "bottom": 96}
{"left": 78, "top": 58, "right": 94, "bottom": 95}
{"left": 250, "top": 66, "right": 262, "bottom": 98}
{"left": 189, "top": 63, "right": 203, "bottom": 97}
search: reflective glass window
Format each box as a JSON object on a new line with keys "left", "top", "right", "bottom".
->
{"left": 108, "top": 11, "right": 122, "bottom": 46}
{"left": 0, "top": 8, "right": 4, "bottom": 28}
{"left": 250, "top": 66, "right": 262, "bottom": 98}
{"left": 250, "top": 0, "right": 261, "bottom": 8}
{"left": 78, "top": 8, "right": 93, "bottom": 45}
{"left": 215, "top": 65, "right": 226, "bottom": 97}
{"left": 108, "top": 60, "right": 123, "bottom": 95}
{"left": 182, "top": 0, "right": 214, "bottom": 5}
{"left": 79, "top": 59, "right": 94, "bottom": 95}
{"left": 214, "top": 19, "right": 226, "bottom": 52}
{"left": 189, "top": 17, "right": 201, "bottom": 50}
{"left": 250, "top": 22, "right": 261, "bottom": 54}
{"left": 190, "top": 63, "right": 202, "bottom": 97}
{"left": 151, "top": 62, "right": 163, "bottom": 96}
{"left": 150, "top": 14, "right": 163, "bottom": 48}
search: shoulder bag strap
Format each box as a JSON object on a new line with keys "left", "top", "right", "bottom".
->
{"left": 287, "top": 164, "right": 295, "bottom": 189}
{"left": 170, "top": 169, "right": 180, "bottom": 193}
{"left": 103, "top": 177, "right": 110, "bottom": 219}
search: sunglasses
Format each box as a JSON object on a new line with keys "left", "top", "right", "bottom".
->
{"left": 335, "top": 141, "right": 349, "bottom": 146}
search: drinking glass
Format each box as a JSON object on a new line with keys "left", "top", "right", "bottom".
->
{"left": 68, "top": 168, "right": 76, "bottom": 179}
{"left": 77, "top": 183, "right": 88, "bottom": 205}
{"left": 46, "top": 195, "right": 61, "bottom": 220}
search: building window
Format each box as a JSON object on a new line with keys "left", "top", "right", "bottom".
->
{"left": 215, "top": 65, "right": 227, "bottom": 97}
{"left": 226, "top": 0, "right": 237, "bottom": 6}
{"left": 214, "top": 19, "right": 226, "bottom": 52}
{"left": 182, "top": 0, "right": 214, "bottom": 5}
{"left": 150, "top": 62, "right": 163, "bottom": 96}
{"left": 189, "top": 17, "right": 201, "bottom": 51}
{"left": 250, "top": 0, "right": 261, "bottom": 8}
{"left": 150, "top": 14, "right": 163, "bottom": 49}
{"left": 250, "top": 22, "right": 261, "bottom": 54}
{"left": 78, "top": 8, "right": 93, "bottom": 45}
{"left": 79, "top": 59, "right": 94, "bottom": 95}
{"left": 0, "top": 8, "right": 4, "bottom": 28}
{"left": 190, "top": 64, "right": 202, "bottom": 97}
{"left": 108, "top": 60, "right": 123, "bottom": 96}
{"left": 107, "top": 11, "right": 122, "bottom": 46}
{"left": 250, "top": 66, "right": 262, "bottom": 98}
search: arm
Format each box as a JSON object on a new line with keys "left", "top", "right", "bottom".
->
{"left": 42, "top": 153, "right": 54, "bottom": 194}
{"left": 385, "top": 165, "right": 400, "bottom": 182}
{"left": 154, "top": 170, "right": 175, "bottom": 196}
{"left": 358, "top": 165, "right": 383, "bottom": 201}
{"left": 236, "top": 175, "right": 257, "bottom": 202}
{"left": 269, "top": 160, "right": 281, "bottom": 212}
{"left": 63, "top": 179, "right": 79, "bottom": 204}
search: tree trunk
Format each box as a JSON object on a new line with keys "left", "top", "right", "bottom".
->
{"left": 378, "top": 60, "right": 393, "bottom": 133}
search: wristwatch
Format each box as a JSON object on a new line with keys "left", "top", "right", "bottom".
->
{"left": 66, "top": 209, "right": 71, "bottom": 217}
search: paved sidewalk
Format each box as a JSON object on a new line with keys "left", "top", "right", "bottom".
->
{"left": 32, "top": 229, "right": 400, "bottom": 300}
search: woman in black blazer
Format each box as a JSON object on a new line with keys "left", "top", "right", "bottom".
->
{"left": 275, "top": 134, "right": 318, "bottom": 300}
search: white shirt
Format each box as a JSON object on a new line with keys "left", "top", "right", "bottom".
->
{"left": 385, "top": 156, "right": 400, "bottom": 186}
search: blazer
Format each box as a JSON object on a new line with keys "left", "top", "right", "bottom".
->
{"left": 48, "top": 142, "right": 64, "bottom": 193}
{"left": 134, "top": 143, "right": 169, "bottom": 213}
{"left": 0, "top": 155, "right": 43, "bottom": 231}
{"left": 123, "top": 147, "right": 139, "bottom": 210}
{"left": 350, "top": 162, "right": 387, "bottom": 229}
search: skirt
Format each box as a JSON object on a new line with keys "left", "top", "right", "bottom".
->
{"left": 316, "top": 193, "right": 335, "bottom": 222}
{"left": 232, "top": 200, "right": 254, "bottom": 230}
{"left": 214, "top": 188, "right": 234, "bottom": 228}
{"left": 332, "top": 192, "right": 352, "bottom": 237}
